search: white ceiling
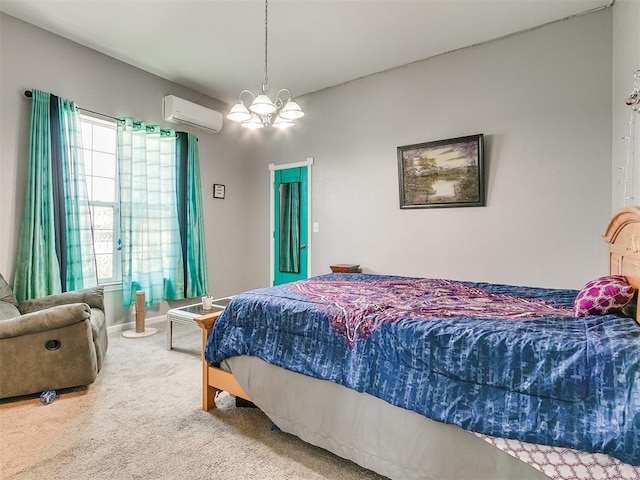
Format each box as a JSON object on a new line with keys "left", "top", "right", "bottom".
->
{"left": 1, "top": 0, "right": 611, "bottom": 105}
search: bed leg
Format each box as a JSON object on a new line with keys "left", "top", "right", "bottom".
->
{"left": 204, "top": 382, "right": 218, "bottom": 411}
{"left": 197, "top": 317, "right": 218, "bottom": 411}
{"left": 202, "top": 351, "right": 220, "bottom": 410}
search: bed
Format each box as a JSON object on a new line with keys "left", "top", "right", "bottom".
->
{"left": 197, "top": 207, "right": 640, "bottom": 480}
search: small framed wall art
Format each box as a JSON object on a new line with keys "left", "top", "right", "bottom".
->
{"left": 213, "top": 184, "right": 225, "bottom": 199}
{"left": 397, "top": 134, "right": 485, "bottom": 209}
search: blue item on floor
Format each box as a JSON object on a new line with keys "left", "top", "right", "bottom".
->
{"left": 39, "top": 390, "right": 56, "bottom": 405}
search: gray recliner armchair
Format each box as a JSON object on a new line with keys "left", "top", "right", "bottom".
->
{"left": 0, "top": 274, "right": 108, "bottom": 399}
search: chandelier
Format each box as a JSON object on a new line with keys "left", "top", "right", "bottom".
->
{"left": 226, "top": 0, "right": 304, "bottom": 130}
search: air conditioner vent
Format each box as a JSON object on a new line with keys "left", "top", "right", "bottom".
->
{"left": 162, "top": 95, "right": 223, "bottom": 133}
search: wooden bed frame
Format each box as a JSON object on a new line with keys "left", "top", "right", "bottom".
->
{"left": 197, "top": 207, "right": 640, "bottom": 411}
{"left": 195, "top": 314, "right": 250, "bottom": 410}
{"left": 602, "top": 207, "right": 640, "bottom": 325}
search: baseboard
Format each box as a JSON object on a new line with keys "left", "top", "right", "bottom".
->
{"left": 107, "top": 314, "right": 166, "bottom": 334}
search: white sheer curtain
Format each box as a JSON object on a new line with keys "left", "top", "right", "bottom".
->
{"left": 117, "top": 118, "right": 183, "bottom": 309}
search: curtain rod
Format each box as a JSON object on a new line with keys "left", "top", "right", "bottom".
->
{"left": 24, "top": 90, "right": 120, "bottom": 122}
{"left": 23, "top": 90, "right": 195, "bottom": 139}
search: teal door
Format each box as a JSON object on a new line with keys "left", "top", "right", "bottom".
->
{"left": 274, "top": 167, "right": 308, "bottom": 285}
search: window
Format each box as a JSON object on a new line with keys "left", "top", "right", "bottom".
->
{"left": 80, "top": 114, "right": 120, "bottom": 284}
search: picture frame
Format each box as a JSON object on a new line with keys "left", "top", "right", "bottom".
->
{"left": 213, "top": 184, "right": 225, "bottom": 199}
{"left": 397, "top": 134, "right": 485, "bottom": 209}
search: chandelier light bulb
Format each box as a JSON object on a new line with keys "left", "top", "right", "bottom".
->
{"left": 227, "top": 101, "right": 252, "bottom": 122}
{"left": 249, "top": 94, "right": 277, "bottom": 115}
{"left": 241, "top": 113, "right": 265, "bottom": 130}
{"left": 272, "top": 115, "right": 294, "bottom": 129}
{"left": 279, "top": 99, "right": 305, "bottom": 120}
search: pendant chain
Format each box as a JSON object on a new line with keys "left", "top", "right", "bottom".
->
{"left": 263, "top": 0, "right": 269, "bottom": 90}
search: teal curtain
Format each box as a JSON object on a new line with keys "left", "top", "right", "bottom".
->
{"left": 14, "top": 89, "right": 97, "bottom": 302}
{"left": 278, "top": 182, "right": 300, "bottom": 273}
{"left": 118, "top": 118, "right": 184, "bottom": 309}
{"left": 176, "top": 132, "right": 208, "bottom": 298}
{"left": 14, "top": 90, "right": 59, "bottom": 302}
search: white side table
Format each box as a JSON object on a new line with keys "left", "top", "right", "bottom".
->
{"left": 166, "top": 296, "right": 233, "bottom": 350}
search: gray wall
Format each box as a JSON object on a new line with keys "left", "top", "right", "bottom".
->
{"left": 0, "top": 13, "right": 248, "bottom": 326}
{"left": 612, "top": 0, "right": 640, "bottom": 211}
{"left": 245, "top": 9, "right": 613, "bottom": 290}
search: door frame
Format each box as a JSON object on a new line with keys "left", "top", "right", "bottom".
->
{"left": 269, "top": 157, "right": 314, "bottom": 286}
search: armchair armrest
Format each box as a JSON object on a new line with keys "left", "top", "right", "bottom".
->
{"left": 0, "top": 303, "right": 91, "bottom": 339}
{"left": 18, "top": 287, "right": 104, "bottom": 314}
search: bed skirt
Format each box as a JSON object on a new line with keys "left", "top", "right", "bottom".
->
{"left": 225, "top": 355, "right": 550, "bottom": 480}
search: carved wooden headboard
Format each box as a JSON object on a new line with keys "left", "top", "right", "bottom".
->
{"left": 603, "top": 207, "right": 640, "bottom": 324}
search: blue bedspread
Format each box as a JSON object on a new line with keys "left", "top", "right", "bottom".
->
{"left": 204, "top": 274, "right": 640, "bottom": 465}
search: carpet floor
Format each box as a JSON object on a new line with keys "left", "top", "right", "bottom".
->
{"left": 0, "top": 320, "right": 386, "bottom": 480}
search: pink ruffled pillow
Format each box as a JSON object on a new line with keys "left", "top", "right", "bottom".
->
{"left": 574, "top": 275, "right": 635, "bottom": 317}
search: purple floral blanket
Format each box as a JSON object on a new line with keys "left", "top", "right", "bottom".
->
{"left": 288, "top": 276, "right": 574, "bottom": 346}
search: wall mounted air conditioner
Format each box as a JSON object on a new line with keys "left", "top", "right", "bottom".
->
{"left": 162, "top": 95, "right": 223, "bottom": 133}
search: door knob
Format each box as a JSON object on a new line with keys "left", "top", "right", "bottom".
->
{"left": 300, "top": 244, "right": 307, "bottom": 249}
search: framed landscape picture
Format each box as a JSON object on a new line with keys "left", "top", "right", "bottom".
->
{"left": 397, "top": 134, "right": 485, "bottom": 209}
